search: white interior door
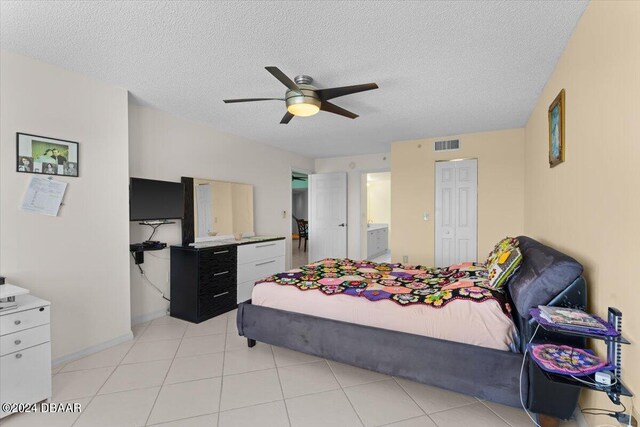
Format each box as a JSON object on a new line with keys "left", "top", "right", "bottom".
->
{"left": 309, "top": 172, "right": 347, "bottom": 261}
{"left": 435, "top": 159, "right": 477, "bottom": 266}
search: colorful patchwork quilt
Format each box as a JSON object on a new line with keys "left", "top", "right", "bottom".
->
{"left": 256, "top": 258, "right": 511, "bottom": 316}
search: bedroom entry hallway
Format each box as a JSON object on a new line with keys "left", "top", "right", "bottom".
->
{"left": 291, "top": 171, "right": 309, "bottom": 268}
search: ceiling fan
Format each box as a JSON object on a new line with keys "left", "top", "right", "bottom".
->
{"left": 223, "top": 67, "right": 378, "bottom": 124}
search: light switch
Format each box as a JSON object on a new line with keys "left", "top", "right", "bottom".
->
{"left": 423, "top": 212, "right": 429, "bottom": 221}
{"left": 282, "top": 210, "right": 287, "bottom": 219}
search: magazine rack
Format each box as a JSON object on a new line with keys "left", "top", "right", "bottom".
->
{"left": 532, "top": 307, "right": 632, "bottom": 405}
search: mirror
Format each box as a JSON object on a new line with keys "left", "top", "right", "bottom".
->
{"left": 181, "top": 177, "right": 254, "bottom": 244}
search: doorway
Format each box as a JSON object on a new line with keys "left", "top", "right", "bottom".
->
{"left": 291, "top": 171, "right": 309, "bottom": 268}
{"left": 365, "top": 172, "right": 391, "bottom": 262}
{"left": 308, "top": 172, "right": 348, "bottom": 262}
{"left": 434, "top": 159, "right": 478, "bottom": 266}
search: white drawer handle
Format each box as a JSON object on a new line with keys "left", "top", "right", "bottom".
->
{"left": 256, "top": 243, "right": 276, "bottom": 248}
{"left": 15, "top": 353, "right": 22, "bottom": 359}
{"left": 213, "top": 291, "right": 229, "bottom": 298}
{"left": 256, "top": 260, "right": 276, "bottom": 266}
{"left": 214, "top": 271, "right": 229, "bottom": 276}
{"left": 214, "top": 250, "right": 229, "bottom": 255}
{"left": 14, "top": 320, "right": 21, "bottom": 325}
{"left": 14, "top": 340, "right": 21, "bottom": 345}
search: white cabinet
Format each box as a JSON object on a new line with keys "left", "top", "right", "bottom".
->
{"left": 367, "top": 225, "right": 389, "bottom": 259}
{"left": 0, "top": 294, "right": 51, "bottom": 419}
{"left": 237, "top": 239, "right": 285, "bottom": 303}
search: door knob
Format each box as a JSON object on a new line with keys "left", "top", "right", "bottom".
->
{"left": 338, "top": 223, "right": 346, "bottom": 227}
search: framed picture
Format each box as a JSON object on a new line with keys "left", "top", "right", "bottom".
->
{"left": 548, "top": 89, "right": 565, "bottom": 167}
{"left": 16, "top": 133, "right": 79, "bottom": 177}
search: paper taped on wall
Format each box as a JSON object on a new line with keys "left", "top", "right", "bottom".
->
{"left": 21, "top": 176, "right": 67, "bottom": 216}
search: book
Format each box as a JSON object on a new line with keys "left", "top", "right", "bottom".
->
{"left": 538, "top": 306, "right": 608, "bottom": 330}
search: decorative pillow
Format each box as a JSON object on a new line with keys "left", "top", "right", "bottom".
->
{"left": 485, "top": 237, "right": 519, "bottom": 267}
{"left": 486, "top": 245, "right": 522, "bottom": 289}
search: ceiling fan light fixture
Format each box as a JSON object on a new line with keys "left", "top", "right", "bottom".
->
{"left": 287, "top": 102, "right": 320, "bottom": 117}
{"left": 286, "top": 93, "right": 321, "bottom": 117}
{"left": 223, "top": 67, "right": 379, "bottom": 124}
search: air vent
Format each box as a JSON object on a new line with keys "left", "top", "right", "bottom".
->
{"left": 434, "top": 139, "right": 460, "bottom": 151}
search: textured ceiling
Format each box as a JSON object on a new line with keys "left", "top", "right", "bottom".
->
{"left": 0, "top": 1, "right": 588, "bottom": 158}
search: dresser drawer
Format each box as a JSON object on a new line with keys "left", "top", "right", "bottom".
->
{"left": 199, "top": 266, "right": 236, "bottom": 288}
{"left": 238, "top": 240, "right": 285, "bottom": 264}
{"left": 199, "top": 247, "right": 236, "bottom": 272}
{"left": 198, "top": 289, "right": 236, "bottom": 317}
{"left": 238, "top": 255, "right": 285, "bottom": 284}
{"left": 0, "top": 342, "right": 51, "bottom": 415}
{"left": 0, "top": 324, "right": 50, "bottom": 357}
{"left": 0, "top": 306, "right": 50, "bottom": 336}
{"left": 199, "top": 272, "right": 236, "bottom": 295}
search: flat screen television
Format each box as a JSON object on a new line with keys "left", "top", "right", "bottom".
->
{"left": 130, "top": 177, "right": 184, "bottom": 221}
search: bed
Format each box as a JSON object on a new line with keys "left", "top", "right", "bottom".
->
{"left": 236, "top": 236, "right": 587, "bottom": 425}
{"left": 251, "top": 262, "right": 518, "bottom": 352}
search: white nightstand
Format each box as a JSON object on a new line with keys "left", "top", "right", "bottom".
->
{"left": 0, "top": 291, "right": 51, "bottom": 419}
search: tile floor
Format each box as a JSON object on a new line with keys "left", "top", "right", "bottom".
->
{"left": 369, "top": 250, "right": 391, "bottom": 263}
{"left": 3, "top": 311, "right": 580, "bottom": 427}
{"left": 291, "top": 239, "right": 308, "bottom": 269}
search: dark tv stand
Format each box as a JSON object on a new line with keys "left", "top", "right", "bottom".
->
{"left": 130, "top": 221, "right": 175, "bottom": 264}
{"left": 130, "top": 242, "right": 167, "bottom": 264}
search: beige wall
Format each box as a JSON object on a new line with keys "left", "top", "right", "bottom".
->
{"left": 129, "top": 105, "right": 314, "bottom": 322}
{"left": 523, "top": 1, "right": 640, "bottom": 420}
{"left": 0, "top": 51, "right": 132, "bottom": 362}
{"left": 390, "top": 128, "right": 525, "bottom": 266}
{"left": 315, "top": 153, "right": 390, "bottom": 259}
{"left": 367, "top": 175, "right": 391, "bottom": 226}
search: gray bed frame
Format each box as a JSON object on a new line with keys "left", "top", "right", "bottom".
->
{"left": 236, "top": 237, "right": 587, "bottom": 425}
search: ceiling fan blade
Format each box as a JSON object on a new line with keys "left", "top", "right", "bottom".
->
{"left": 316, "top": 83, "right": 379, "bottom": 101}
{"left": 265, "top": 67, "right": 302, "bottom": 93}
{"left": 223, "top": 98, "right": 284, "bottom": 103}
{"left": 320, "top": 101, "right": 359, "bottom": 119}
{"left": 280, "top": 111, "right": 294, "bottom": 124}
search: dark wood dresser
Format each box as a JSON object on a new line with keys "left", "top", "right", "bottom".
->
{"left": 170, "top": 244, "right": 237, "bottom": 323}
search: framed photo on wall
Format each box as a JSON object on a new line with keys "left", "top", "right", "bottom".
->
{"left": 548, "top": 89, "right": 565, "bottom": 167}
{"left": 16, "top": 133, "right": 79, "bottom": 177}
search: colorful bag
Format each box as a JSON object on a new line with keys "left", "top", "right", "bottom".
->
{"left": 528, "top": 343, "right": 611, "bottom": 376}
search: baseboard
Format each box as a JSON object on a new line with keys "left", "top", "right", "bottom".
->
{"left": 52, "top": 331, "right": 133, "bottom": 367}
{"left": 131, "top": 307, "right": 169, "bottom": 325}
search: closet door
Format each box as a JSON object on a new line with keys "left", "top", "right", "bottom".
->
{"left": 435, "top": 159, "right": 477, "bottom": 267}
